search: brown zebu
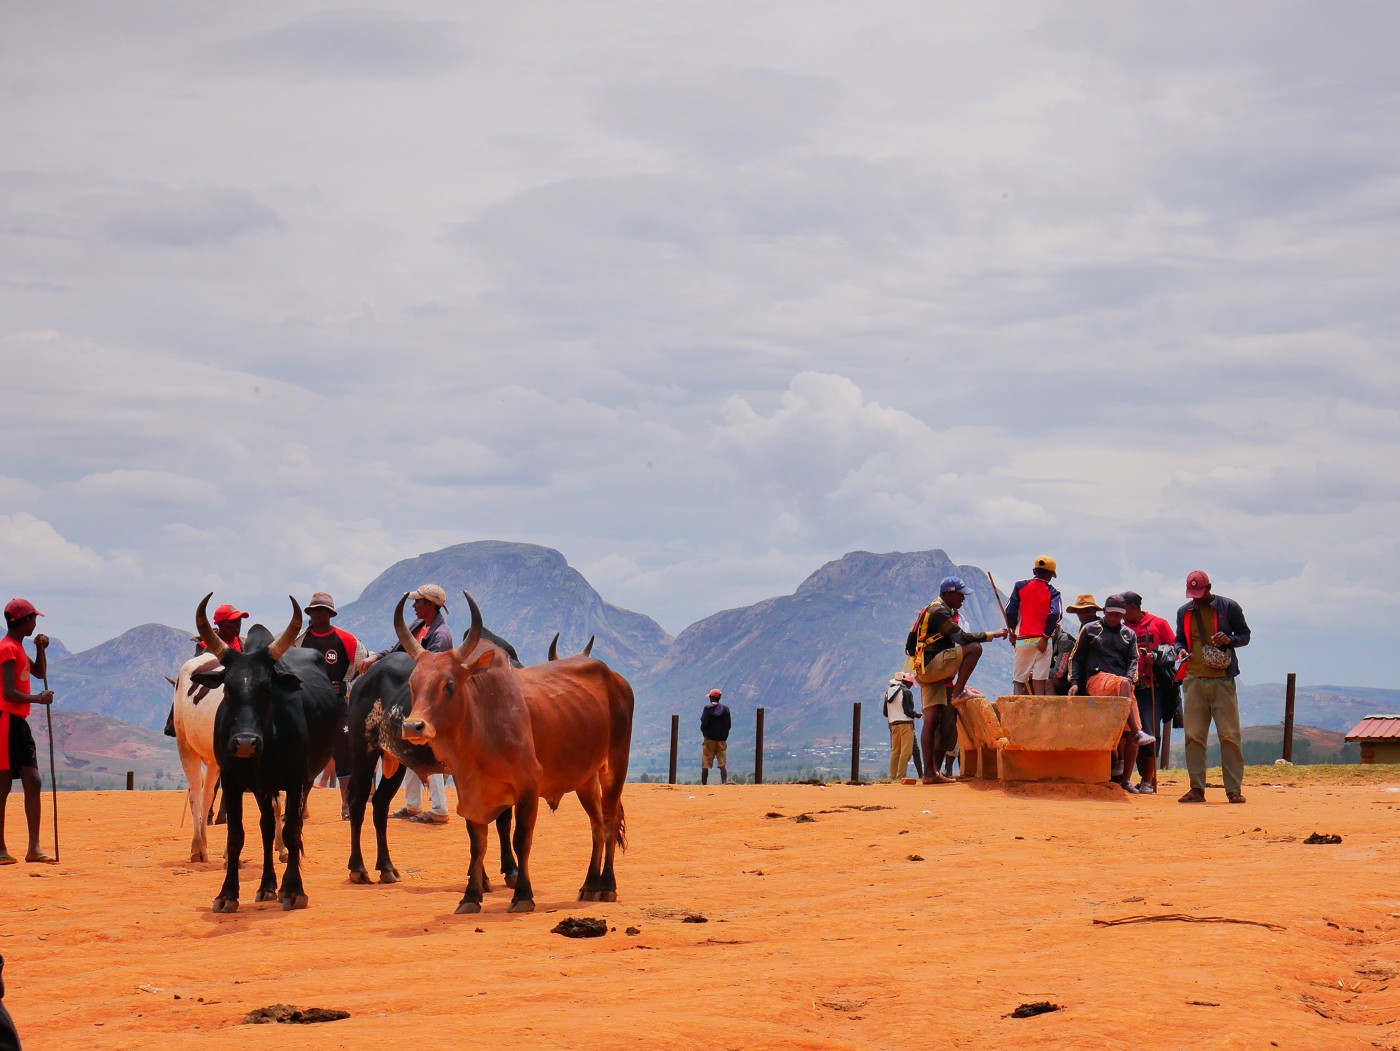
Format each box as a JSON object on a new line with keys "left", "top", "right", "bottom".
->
{"left": 397, "top": 592, "right": 634, "bottom": 913}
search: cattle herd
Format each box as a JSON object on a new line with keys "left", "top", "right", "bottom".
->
{"left": 170, "top": 591, "right": 635, "bottom": 915}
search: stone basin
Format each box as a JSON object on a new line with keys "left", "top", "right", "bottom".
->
{"left": 954, "top": 694, "right": 1132, "bottom": 784}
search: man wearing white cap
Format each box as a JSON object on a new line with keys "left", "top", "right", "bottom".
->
{"left": 368, "top": 585, "right": 454, "bottom": 822}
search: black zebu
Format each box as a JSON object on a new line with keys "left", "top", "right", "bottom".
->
{"left": 345, "top": 629, "right": 522, "bottom": 887}
{"left": 192, "top": 594, "right": 340, "bottom": 912}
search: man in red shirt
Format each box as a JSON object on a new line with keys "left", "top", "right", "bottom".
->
{"left": 1123, "top": 592, "right": 1176, "bottom": 793}
{"left": 0, "top": 598, "right": 56, "bottom": 864}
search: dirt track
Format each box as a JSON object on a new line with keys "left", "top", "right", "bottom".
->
{"left": 3, "top": 771, "right": 1399, "bottom": 1050}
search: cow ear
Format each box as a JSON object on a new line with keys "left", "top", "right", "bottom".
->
{"left": 189, "top": 668, "right": 225, "bottom": 693}
{"left": 466, "top": 649, "right": 496, "bottom": 675}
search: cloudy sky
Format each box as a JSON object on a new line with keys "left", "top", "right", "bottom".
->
{"left": 3, "top": 2, "right": 1397, "bottom": 687}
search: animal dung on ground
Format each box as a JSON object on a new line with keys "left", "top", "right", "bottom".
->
{"left": 551, "top": 917, "right": 608, "bottom": 938}
{"left": 792, "top": 813, "right": 817, "bottom": 823}
{"left": 244, "top": 1004, "right": 350, "bottom": 1025}
{"left": 1304, "top": 832, "right": 1342, "bottom": 844}
{"left": 681, "top": 913, "right": 709, "bottom": 924}
{"left": 1007, "top": 1001, "right": 1063, "bottom": 1019}
{"left": 906, "top": 854, "right": 925, "bottom": 862}
{"left": 764, "top": 812, "right": 784, "bottom": 819}
{"left": 625, "top": 926, "right": 641, "bottom": 936}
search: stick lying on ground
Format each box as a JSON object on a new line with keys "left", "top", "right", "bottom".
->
{"left": 1093, "top": 913, "right": 1285, "bottom": 932}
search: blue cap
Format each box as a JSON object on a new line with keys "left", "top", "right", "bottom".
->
{"left": 939, "top": 576, "right": 972, "bottom": 596}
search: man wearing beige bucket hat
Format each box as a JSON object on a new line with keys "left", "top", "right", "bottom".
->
{"left": 297, "top": 592, "right": 368, "bottom": 819}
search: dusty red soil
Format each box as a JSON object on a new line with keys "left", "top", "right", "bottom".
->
{"left": 3, "top": 772, "right": 1399, "bottom": 1050}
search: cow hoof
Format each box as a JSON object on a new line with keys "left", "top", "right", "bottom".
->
{"left": 508, "top": 900, "right": 536, "bottom": 914}
{"left": 190, "top": 852, "right": 208, "bottom": 864}
{"left": 599, "top": 891, "right": 617, "bottom": 903}
{"left": 282, "top": 894, "right": 308, "bottom": 911}
{"left": 349, "top": 870, "right": 372, "bottom": 885}
{"left": 255, "top": 889, "right": 277, "bottom": 903}
{"left": 503, "top": 872, "right": 518, "bottom": 889}
{"left": 379, "top": 868, "right": 401, "bottom": 885}
{"left": 212, "top": 897, "right": 238, "bottom": 914}
{"left": 578, "top": 890, "right": 598, "bottom": 902}
{"left": 278, "top": 850, "right": 289, "bottom": 863}
{"left": 482, "top": 876, "right": 494, "bottom": 894}
{"left": 455, "top": 901, "right": 483, "bottom": 915}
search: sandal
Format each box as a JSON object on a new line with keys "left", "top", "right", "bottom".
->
{"left": 1227, "top": 792, "right": 1247, "bottom": 804}
{"left": 389, "top": 807, "right": 420, "bottom": 820}
{"left": 410, "top": 812, "right": 450, "bottom": 824}
{"left": 25, "top": 852, "right": 57, "bottom": 864}
{"left": 1177, "top": 789, "right": 1206, "bottom": 803}
{"left": 0, "top": 853, "right": 17, "bottom": 866}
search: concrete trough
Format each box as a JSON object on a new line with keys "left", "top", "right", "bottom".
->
{"left": 954, "top": 694, "right": 1132, "bottom": 784}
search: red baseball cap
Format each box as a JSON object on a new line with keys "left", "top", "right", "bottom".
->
{"left": 708, "top": 689, "right": 722, "bottom": 699}
{"left": 213, "top": 603, "right": 249, "bottom": 624}
{"left": 4, "top": 598, "right": 44, "bottom": 621}
{"left": 1185, "top": 570, "right": 1212, "bottom": 599}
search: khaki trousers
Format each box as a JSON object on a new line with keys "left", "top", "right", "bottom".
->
{"left": 888, "top": 722, "right": 915, "bottom": 779}
{"left": 1183, "top": 675, "right": 1243, "bottom": 794}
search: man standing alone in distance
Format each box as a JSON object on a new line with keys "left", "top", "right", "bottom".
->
{"left": 1004, "top": 556, "right": 1063, "bottom": 696}
{"left": 0, "top": 598, "right": 56, "bottom": 865}
{"left": 700, "top": 689, "right": 731, "bottom": 785}
{"left": 1176, "top": 570, "right": 1251, "bottom": 804}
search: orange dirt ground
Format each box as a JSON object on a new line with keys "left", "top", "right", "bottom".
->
{"left": 3, "top": 770, "right": 1399, "bottom": 1050}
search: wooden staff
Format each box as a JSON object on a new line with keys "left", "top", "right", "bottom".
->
{"left": 986, "top": 572, "right": 1014, "bottom": 645}
{"left": 42, "top": 670, "right": 59, "bottom": 862}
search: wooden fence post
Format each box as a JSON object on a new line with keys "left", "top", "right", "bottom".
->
{"left": 850, "top": 702, "right": 861, "bottom": 783}
{"left": 668, "top": 714, "right": 679, "bottom": 785}
{"left": 1283, "top": 673, "right": 1297, "bottom": 762}
{"left": 755, "top": 707, "right": 765, "bottom": 785}
{"left": 126, "top": 771, "right": 134, "bottom": 791}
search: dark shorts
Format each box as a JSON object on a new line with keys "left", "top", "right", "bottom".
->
{"left": 924, "top": 704, "right": 959, "bottom": 754}
{"left": 1, "top": 711, "right": 38, "bottom": 775}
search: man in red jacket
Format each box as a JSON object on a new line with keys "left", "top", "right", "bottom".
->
{"left": 0, "top": 598, "right": 56, "bottom": 865}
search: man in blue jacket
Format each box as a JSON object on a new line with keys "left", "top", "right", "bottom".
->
{"left": 1175, "top": 570, "right": 1251, "bottom": 804}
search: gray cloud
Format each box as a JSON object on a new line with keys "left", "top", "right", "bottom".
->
{"left": 97, "top": 185, "right": 283, "bottom": 247}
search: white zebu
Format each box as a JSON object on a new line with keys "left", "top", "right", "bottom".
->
{"left": 172, "top": 654, "right": 284, "bottom": 864}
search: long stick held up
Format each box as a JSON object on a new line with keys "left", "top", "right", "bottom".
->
{"left": 986, "top": 572, "right": 1014, "bottom": 646}
{"left": 42, "top": 672, "right": 59, "bottom": 863}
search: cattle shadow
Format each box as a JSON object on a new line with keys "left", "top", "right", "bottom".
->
{"left": 373, "top": 899, "right": 588, "bottom": 939}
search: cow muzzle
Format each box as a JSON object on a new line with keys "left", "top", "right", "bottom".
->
{"left": 401, "top": 718, "right": 435, "bottom": 745}
{"left": 230, "top": 733, "right": 262, "bottom": 759}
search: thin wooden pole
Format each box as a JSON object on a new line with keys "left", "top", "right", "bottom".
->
{"left": 755, "top": 707, "right": 765, "bottom": 785}
{"left": 126, "top": 771, "right": 134, "bottom": 791}
{"left": 850, "top": 702, "right": 862, "bottom": 783}
{"left": 668, "top": 714, "right": 679, "bottom": 785}
{"left": 1283, "top": 673, "right": 1297, "bottom": 762}
{"left": 42, "top": 674, "right": 59, "bottom": 861}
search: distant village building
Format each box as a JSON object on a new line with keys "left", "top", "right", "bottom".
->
{"left": 1344, "top": 715, "right": 1400, "bottom": 764}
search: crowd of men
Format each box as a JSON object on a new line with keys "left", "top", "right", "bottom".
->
{"left": 888, "top": 559, "right": 1251, "bottom": 801}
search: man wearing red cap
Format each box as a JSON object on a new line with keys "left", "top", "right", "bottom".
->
{"left": 0, "top": 598, "right": 56, "bottom": 864}
{"left": 700, "top": 689, "right": 731, "bottom": 785}
{"left": 201, "top": 604, "right": 248, "bottom": 655}
{"left": 1175, "top": 571, "right": 1251, "bottom": 804}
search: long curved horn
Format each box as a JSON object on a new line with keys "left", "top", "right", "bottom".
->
{"left": 547, "top": 633, "right": 560, "bottom": 661}
{"left": 267, "top": 596, "right": 302, "bottom": 661}
{"left": 393, "top": 593, "right": 424, "bottom": 659}
{"left": 195, "top": 593, "right": 228, "bottom": 661}
{"left": 453, "top": 591, "right": 483, "bottom": 661}
{"left": 581, "top": 635, "right": 595, "bottom": 658}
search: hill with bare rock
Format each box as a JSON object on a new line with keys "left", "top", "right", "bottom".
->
{"left": 629, "top": 549, "right": 1012, "bottom": 776}
{"left": 46, "top": 623, "right": 195, "bottom": 733}
{"left": 333, "top": 540, "right": 674, "bottom": 673}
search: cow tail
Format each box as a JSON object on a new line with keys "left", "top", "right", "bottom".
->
{"left": 615, "top": 800, "right": 627, "bottom": 853}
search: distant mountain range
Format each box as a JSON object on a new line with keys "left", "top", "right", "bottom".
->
{"left": 38, "top": 540, "right": 1395, "bottom": 779}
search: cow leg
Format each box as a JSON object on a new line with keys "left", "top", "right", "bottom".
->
{"left": 278, "top": 783, "right": 309, "bottom": 910}
{"left": 455, "top": 820, "right": 490, "bottom": 914}
{"left": 574, "top": 778, "right": 607, "bottom": 901}
{"left": 507, "top": 794, "right": 538, "bottom": 913}
{"left": 213, "top": 787, "right": 245, "bottom": 913}
{"left": 254, "top": 794, "right": 280, "bottom": 903}
{"left": 370, "top": 762, "right": 407, "bottom": 884}
{"left": 595, "top": 766, "right": 627, "bottom": 903}
{"left": 346, "top": 752, "right": 380, "bottom": 884}
{"left": 178, "top": 736, "right": 212, "bottom": 863}
{"left": 495, "top": 806, "right": 517, "bottom": 888}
